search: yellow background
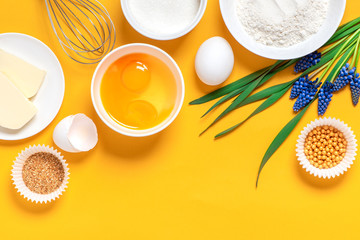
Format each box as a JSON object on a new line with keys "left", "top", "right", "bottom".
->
{"left": 0, "top": 0, "right": 359, "bottom": 239}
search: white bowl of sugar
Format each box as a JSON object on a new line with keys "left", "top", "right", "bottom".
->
{"left": 121, "top": 0, "right": 207, "bottom": 40}
{"left": 220, "top": 0, "right": 346, "bottom": 60}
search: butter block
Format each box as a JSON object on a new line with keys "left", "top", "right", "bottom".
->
{"left": 0, "top": 72, "right": 37, "bottom": 130}
{"left": 0, "top": 49, "right": 46, "bottom": 98}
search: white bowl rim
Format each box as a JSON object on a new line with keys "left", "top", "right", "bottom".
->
{"left": 91, "top": 43, "right": 185, "bottom": 137}
{"left": 219, "top": 0, "right": 346, "bottom": 60}
{"left": 121, "top": 0, "right": 208, "bottom": 40}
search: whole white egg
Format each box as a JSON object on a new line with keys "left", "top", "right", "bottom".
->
{"left": 195, "top": 37, "right": 234, "bottom": 86}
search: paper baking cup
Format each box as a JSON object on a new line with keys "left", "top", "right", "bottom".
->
{"left": 296, "top": 117, "right": 357, "bottom": 179}
{"left": 11, "top": 145, "right": 70, "bottom": 203}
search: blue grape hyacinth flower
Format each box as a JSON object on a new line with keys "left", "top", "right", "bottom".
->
{"left": 293, "top": 78, "right": 321, "bottom": 112}
{"left": 318, "top": 82, "right": 334, "bottom": 116}
{"left": 290, "top": 76, "right": 308, "bottom": 99}
{"left": 294, "top": 51, "right": 321, "bottom": 73}
{"left": 333, "top": 63, "right": 356, "bottom": 92}
{"left": 350, "top": 72, "right": 360, "bottom": 105}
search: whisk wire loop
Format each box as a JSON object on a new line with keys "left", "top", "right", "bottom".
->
{"left": 45, "top": 0, "right": 116, "bottom": 64}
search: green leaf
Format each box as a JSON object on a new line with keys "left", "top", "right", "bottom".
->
{"left": 202, "top": 70, "right": 281, "bottom": 118}
{"left": 275, "top": 59, "right": 298, "bottom": 71}
{"left": 201, "top": 87, "right": 244, "bottom": 118}
{"left": 190, "top": 60, "right": 295, "bottom": 106}
{"left": 234, "top": 54, "right": 335, "bottom": 109}
{"left": 326, "top": 17, "right": 360, "bottom": 45}
{"left": 214, "top": 45, "right": 342, "bottom": 118}
{"left": 189, "top": 67, "right": 270, "bottom": 105}
{"left": 325, "top": 45, "right": 355, "bottom": 83}
{"left": 327, "top": 26, "right": 360, "bottom": 49}
{"left": 215, "top": 86, "right": 291, "bottom": 139}
{"left": 233, "top": 80, "right": 295, "bottom": 110}
{"left": 200, "top": 77, "right": 263, "bottom": 135}
{"left": 338, "top": 17, "right": 360, "bottom": 32}
{"left": 215, "top": 48, "right": 339, "bottom": 125}
{"left": 200, "top": 61, "right": 284, "bottom": 135}
{"left": 256, "top": 104, "right": 311, "bottom": 187}
{"left": 200, "top": 61, "right": 286, "bottom": 118}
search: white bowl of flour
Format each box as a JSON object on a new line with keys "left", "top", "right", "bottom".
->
{"left": 220, "top": 0, "right": 346, "bottom": 60}
{"left": 121, "top": 0, "right": 207, "bottom": 40}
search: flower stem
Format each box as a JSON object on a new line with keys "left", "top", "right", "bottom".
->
{"left": 355, "top": 37, "right": 360, "bottom": 70}
{"left": 319, "top": 29, "right": 360, "bottom": 81}
{"left": 330, "top": 45, "right": 356, "bottom": 83}
{"left": 350, "top": 35, "right": 360, "bottom": 69}
{"left": 322, "top": 36, "right": 348, "bottom": 55}
{"left": 309, "top": 62, "right": 330, "bottom": 81}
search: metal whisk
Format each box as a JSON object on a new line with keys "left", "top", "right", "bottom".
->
{"left": 45, "top": 0, "right": 116, "bottom": 64}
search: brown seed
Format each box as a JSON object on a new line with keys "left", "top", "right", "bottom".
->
{"left": 22, "top": 152, "right": 65, "bottom": 195}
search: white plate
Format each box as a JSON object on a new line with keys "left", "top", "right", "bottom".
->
{"left": 220, "top": 0, "right": 346, "bottom": 60}
{"left": 0, "top": 33, "right": 65, "bottom": 141}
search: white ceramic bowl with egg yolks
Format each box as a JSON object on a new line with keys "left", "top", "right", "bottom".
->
{"left": 121, "top": 0, "right": 207, "bottom": 40}
{"left": 91, "top": 43, "right": 185, "bottom": 137}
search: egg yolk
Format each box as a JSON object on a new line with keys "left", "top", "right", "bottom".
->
{"left": 121, "top": 61, "right": 151, "bottom": 92}
{"left": 100, "top": 53, "right": 177, "bottom": 130}
{"left": 124, "top": 100, "right": 158, "bottom": 128}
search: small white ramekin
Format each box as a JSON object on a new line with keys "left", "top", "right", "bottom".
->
{"left": 11, "top": 145, "right": 70, "bottom": 204}
{"left": 91, "top": 43, "right": 185, "bottom": 137}
{"left": 121, "top": 0, "right": 207, "bottom": 40}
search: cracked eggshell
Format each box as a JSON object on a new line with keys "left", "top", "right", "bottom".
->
{"left": 53, "top": 114, "right": 98, "bottom": 153}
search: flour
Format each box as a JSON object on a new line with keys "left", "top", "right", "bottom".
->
{"left": 129, "top": 0, "right": 200, "bottom": 35}
{"left": 236, "top": 0, "right": 329, "bottom": 47}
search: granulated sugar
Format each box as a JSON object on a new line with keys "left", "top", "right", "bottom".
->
{"left": 129, "top": 0, "right": 200, "bottom": 35}
{"left": 236, "top": 0, "right": 329, "bottom": 47}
